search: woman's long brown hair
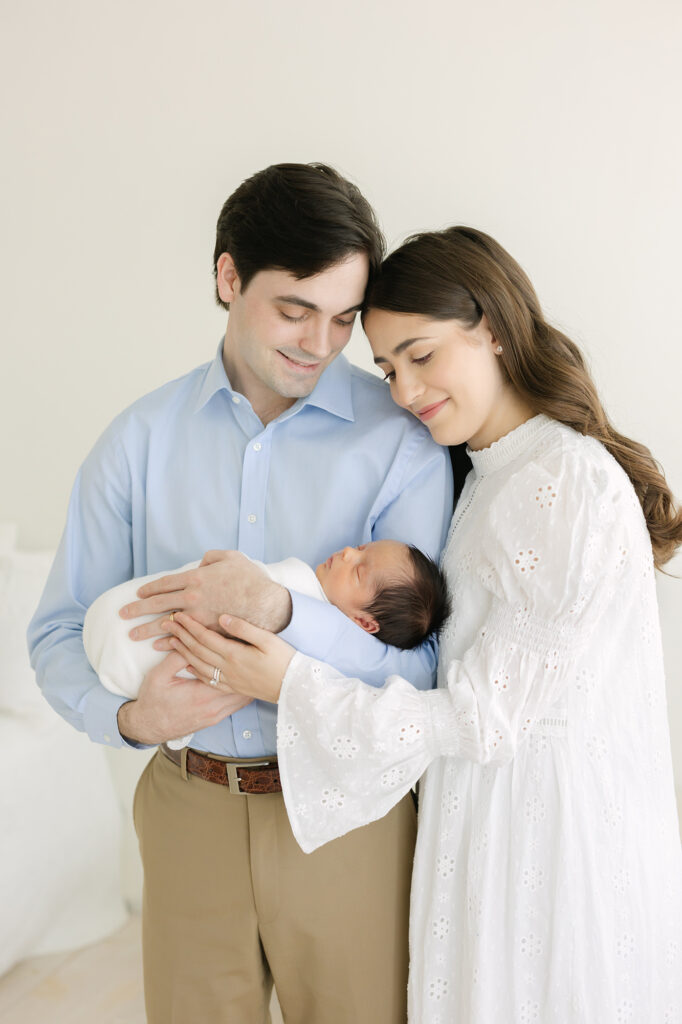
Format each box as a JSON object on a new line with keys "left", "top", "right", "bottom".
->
{"left": 365, "top": 226, "right": 682, "bottom": 569}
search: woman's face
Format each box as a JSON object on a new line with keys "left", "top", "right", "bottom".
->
{"left": 364, "top": 308, "right": 529, "bottom": 450}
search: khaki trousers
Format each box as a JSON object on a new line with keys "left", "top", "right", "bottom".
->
{"left": 133, "top": 748, "right": 417, "bottom": 1023}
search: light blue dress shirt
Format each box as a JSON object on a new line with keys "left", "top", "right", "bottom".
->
{"left": 28, "top": 343, "right": 453, "bottom": 756}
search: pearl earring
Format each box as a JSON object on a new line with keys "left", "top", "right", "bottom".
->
{"left": 495, "top": 345, "right": 503, "bottom": 354}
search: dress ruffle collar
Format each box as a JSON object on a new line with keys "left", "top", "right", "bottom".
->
{"left": 467, "top": 414, "right": 555, "bottom": 476}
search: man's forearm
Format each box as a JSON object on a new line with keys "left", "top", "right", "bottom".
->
{"left": 213, "top": 560, "right": 293, "bottom": 631}
{"left": 251, "top": 582, "right": 293, "bottom": 633}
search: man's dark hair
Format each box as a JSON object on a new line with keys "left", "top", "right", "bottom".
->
{"left": 213, "top": 163, "right": 385, "bottom": 309}
{"left": 366, "top": 546, "right": 451, "bottom": 650}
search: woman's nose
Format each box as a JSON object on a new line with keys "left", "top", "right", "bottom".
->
{"left": 393, "top": 371, "right": 422, "bottom": 409}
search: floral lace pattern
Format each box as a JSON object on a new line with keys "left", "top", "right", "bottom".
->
{"left": 277, "top": 417, "right": 682, "bottom": 1022}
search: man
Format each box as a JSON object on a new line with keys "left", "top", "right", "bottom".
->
{"left": 29, "top": 163, "right": 453, "bottom": 1023}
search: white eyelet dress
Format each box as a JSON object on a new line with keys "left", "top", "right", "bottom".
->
{"left": 276, "top": 415, "right": 682, "bottom": 1023}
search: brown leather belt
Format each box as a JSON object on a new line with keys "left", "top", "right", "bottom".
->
{"left": 160, "top": 743, "right": 281, "bottom": 795}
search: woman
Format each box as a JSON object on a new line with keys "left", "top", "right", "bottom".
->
{"left": 164, "top": 227, "right": 682, "bottom": 1022}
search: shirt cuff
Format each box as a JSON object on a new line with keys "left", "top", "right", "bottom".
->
{"left": 82, "top": 686, "right": 154, "bottom": 750}
{"left": 278, "top": 591, "right": 345, "bottom": 660}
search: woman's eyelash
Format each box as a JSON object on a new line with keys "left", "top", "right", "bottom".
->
{"left": 382, "top": 352, "right": 433, "bottom": 383}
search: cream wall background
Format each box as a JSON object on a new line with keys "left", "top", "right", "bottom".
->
{"left": 2, "top": 0, "right": 681, "bottom": 798}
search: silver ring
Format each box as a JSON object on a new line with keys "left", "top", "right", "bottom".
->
{"left": 211, "top": 665, "right": 221, "bottom": 687}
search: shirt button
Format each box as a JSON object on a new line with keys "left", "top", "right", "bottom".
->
{"left": 247, "top": 514, "right": 257, "bottom": 523}
{"left": 253, "top": 442, "right": 262, "bottom": 451}
{"left": 232, "top": 395, "right": 241, "bottom": 404}
{"left": 242, "top": 730, "right": 252, "bottom": 740}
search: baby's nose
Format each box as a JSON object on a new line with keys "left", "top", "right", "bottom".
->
{"left": 341, "top": 546, "right": 356, "bottom": 561}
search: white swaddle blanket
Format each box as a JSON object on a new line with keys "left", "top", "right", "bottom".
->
{"left": 83, "top": 556, "right": 327, "bottom": 748}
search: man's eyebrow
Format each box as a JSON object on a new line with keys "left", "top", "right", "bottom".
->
{"left": 275, "top": 295, "right": 363, "bottom": 316}
{"left": 373, "top": 337, "right": 432, "bottom": 364}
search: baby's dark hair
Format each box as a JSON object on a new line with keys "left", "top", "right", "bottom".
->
{"left": 365, "top": 546, "right": 451, "bottom": 650}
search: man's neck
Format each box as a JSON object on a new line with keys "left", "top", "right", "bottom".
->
{"left": 222, "top": 347, "right": 295, "bottom": 426}
{"left": 256, "top": 395, "right": 296, "bottom": 426}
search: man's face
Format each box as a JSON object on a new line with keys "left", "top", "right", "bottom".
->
{"left": 217, "top": 252, "right": 369, "bottom": 418}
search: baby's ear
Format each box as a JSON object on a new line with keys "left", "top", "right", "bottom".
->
{"left": 353, "top": 613, "right": 380, "bottom": 635}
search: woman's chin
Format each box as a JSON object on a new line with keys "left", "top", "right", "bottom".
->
{"left": 426, "top": 421, "right": 468, "bottom": 448}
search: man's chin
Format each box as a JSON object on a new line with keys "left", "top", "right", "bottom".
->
{"left": 273, "top": 373, "right": 323, "bottom": 399}
{"left": 272, "top": 351, "right": 337, "bottom": 397}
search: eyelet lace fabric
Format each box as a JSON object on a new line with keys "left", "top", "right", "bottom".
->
{"left": 277, "top": 417, "right": 682, "bottom": 1022}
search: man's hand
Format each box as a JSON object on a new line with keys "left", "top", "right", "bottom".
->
{"left": 119, "top": 550, "right": 293, "bottom": 643}
{"left": 116, "top": 650, "right": 253, "bottom": 746}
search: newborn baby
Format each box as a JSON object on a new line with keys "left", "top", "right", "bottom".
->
{"left": 83, "top": 539, "right": 450, "bottom": 747}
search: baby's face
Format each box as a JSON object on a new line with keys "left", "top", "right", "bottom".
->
{"left": 315, "top": 539, "right": 410, "bottom": 633}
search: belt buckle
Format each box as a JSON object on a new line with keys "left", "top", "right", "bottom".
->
{"left": 225, "top": 760, "right": 272, "bottom": 795}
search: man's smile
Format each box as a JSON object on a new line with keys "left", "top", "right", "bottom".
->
{"left": 277, "top": 351, "right": 322, "bottom": 371}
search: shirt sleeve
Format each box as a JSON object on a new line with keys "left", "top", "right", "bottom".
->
{"left": 27, "top": 422, "right": 143, "bottom": 748}
{"left": 278, "top": 434, "right": 453, "bottom": 690}
{"left": 277, "top": 445, "right": 635, "bottom": 852}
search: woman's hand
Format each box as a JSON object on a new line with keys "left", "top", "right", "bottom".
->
{"left": 162, "top": 612, "right": 295, "bottom": 704}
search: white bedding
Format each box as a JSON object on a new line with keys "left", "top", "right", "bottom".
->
{"left": 0, "top": 526, "right": 128, "bottom": 975}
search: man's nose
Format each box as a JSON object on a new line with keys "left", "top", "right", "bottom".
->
{"left": 301, "top": 321, "right": 332, "bottom": 359}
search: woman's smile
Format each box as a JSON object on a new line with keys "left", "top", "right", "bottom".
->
{"left": 415, "top": 398, "right": 450, "bottom": 421}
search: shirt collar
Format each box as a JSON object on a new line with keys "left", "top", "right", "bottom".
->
{"left": 192, "top": 340, "right": 234, "bottom": 413}
{"left": 192, "top": 340, "right": 355, "bottom": 423}
{"left": 297, "top": 353, "right": 355, "bottom": 422}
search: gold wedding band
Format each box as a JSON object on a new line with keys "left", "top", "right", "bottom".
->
{"left": 169, "top": 611, "right": 175, "bottom": 623}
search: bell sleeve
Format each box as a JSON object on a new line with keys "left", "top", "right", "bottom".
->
{"left": 277, "top": 443, "right": 637, "bottom": 853}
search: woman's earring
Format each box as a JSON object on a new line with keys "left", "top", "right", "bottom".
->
{"left": 495, "top": 345, "right": 503, "bottom": 354}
